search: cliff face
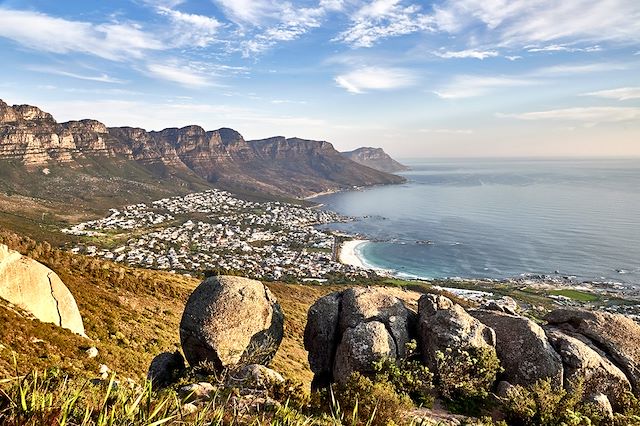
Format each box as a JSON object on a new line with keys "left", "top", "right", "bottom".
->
{"left": 0, "top": 99, "right": 404, "bottom": 199}
{"left": 341, "top": 147, "right": 409, "bottom": 173}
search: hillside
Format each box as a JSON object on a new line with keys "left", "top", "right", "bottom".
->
{"left": 341, "top": 147, "right": 409, "bottom": 173}
{"left": 0, "top": 99, "right": 405, "bottom": 206}
{"left": 0, "top": 228, "right": 339, "bottom": 386}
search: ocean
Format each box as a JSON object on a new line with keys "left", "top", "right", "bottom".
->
{"left": 315, "top": 158, "right": 640, "bottom": 287}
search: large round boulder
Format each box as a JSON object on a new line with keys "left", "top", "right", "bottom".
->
{"left": 419, "top": 295, "right": 496, "bottom": 370}
{"left": 179, "top": 275, "right": 284, "bottom": 371}
{"left": 0, "top": 244, "right": 85, "bottom": 335}
{"left": 303, "top": 291, "right": 341, "bottom": 386}
{"left": 340, "top": 287, "right": 414, "bottom": 358}
{"left": 470, "top": 309, "right": 563, "bottom": 387}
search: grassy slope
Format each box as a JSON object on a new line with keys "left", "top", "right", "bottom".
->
{"left": 0, "top": 228, "right": 340, "bottom": 388}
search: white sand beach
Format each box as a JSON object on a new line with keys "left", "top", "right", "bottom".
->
{"left": 338, "top": 239, "right": 370, "bottom": 269}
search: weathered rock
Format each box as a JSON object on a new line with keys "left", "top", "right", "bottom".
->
{"left": 147, "top": 351, "right": 186, "bottom": 388}
{"left": 418, "top": 295, "right": 496, "bottom": 370}
{"left": 179, "top": 382, "right": 216, "bottom": 403}
{"left": 586, "top": 393, "right": 614, "bottom": 419}
{"left": 470, "top": 310, "right": 563, "bottom": 387}
{"left": 0, "top": 244, "right": 85, "bottom": 335}
{"left": 333, "top": 321, "right": 396, "bottom": 384}
{"left": 303, "top": 291, "right": 341, "bottom": 380}
{"left": 179, "top": 276, "right": 284, "bottom": 371}
{"left": 546, "top": 308, "right": 640, "bottom": 393}
{"left": 340, "top": 287, "right": 413, "bottom": 358}
{"left": 545, "top": 327, "right": 631, "bottom": 409}
{"left": 234, "top": 364, "right": 284, "bottom": 389}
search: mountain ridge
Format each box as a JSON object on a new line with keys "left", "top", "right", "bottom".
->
{"left": 0, "top": 99, "right": 405, "bottom": 201}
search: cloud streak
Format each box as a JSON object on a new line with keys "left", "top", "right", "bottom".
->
{"left": 334, "top": 66, "right": 417, "bottom": 93}
{"left": 0, "top": 8, "right": 163, "bottom": 61}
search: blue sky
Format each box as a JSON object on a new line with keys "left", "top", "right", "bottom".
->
{"left": 0, "top": 0, "right": 639, "bottom": 157}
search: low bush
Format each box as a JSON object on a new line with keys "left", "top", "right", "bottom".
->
{"left": 435, "top": 346, "right": 501, "bottom": 415}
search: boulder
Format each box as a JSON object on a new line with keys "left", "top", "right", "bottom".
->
{"left": 546, "top": 308, "right": 640, "bottom": 392}
{"left": 233, "top": 364, "right": 284, "bottom": 389}
{"left": 303, "top": 291, "right": 341, "bottom": 381}
{"left": 470, "top": 310, "right": 563, "bottom": 387}
{"left": 147, "top": 351, "right": 186, "bottom": 388}
{"left": 179, "top": 276, "right": 284, "bottom": 371}
{"left": 333, "top": 321, "right": 397, "bottom": 384}
{"left": 545, "top": 327, "right": 631, "bottom": 409}
{"left": 0, "top": 244, "right": 85, "bottom": 335}
{"left": 418, "top": 295, "right": 496, "bottom": 370}
{"left": 340, "top": 287, "right": 413, "bottom": 358}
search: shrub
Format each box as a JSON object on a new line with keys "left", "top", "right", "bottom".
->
{"left": 501, "top": 378, "right": 596, "bottom": 426}
{"left": 332, "top": 372, "right": 412, "bottom": 426}
{"left": 435, "top": 346, "right": 501, "bottom": 414}
{"left": 372, "top": 340, "right": 434, "bottom": 407}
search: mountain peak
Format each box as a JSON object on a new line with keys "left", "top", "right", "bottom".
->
{"left": 341, "top": 147, "right": 409, "bottom": 173}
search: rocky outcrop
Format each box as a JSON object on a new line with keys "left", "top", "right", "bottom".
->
{"left": 341, "top": 147, "right": 409, "bottom": 173}
{"left": 0, "top": 244, "right": 85, "bottom": 335}
{"left": 0, "top": 99, "right": 405, "bottom": 199}
{"left": 546, "top": 308, "right": 640, "bottom": 392}
{"left": 469, "top": 310, "right": 563, "bottom": 387}
{"left": 339, "top": 287, "right": 414, "bottom": 359}
{"left": 303, "top": 287, "right": 415, "bottom": 386}
{"left": 418, "top": 295, "right": 496, "bottom": 370}
{"left": 179, "top": 275, "right": 284, "bottom": 372}
{"left": 544, "top": 327, "right": 630, "bottom": 409}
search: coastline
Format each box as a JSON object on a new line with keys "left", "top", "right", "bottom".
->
{"left": 338, "top": 239, "right": 370, "bottom": 269}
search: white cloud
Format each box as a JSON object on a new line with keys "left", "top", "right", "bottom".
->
{"left": 505, "top": 55, "right": 522, "bottom": 61}
{"left": 146, "top": 63, "right": 216, "bottom": 87}
{"left": 212, "top": 0, "right": 280, "bottom": 25}
{"left": 27, "top": 66, "right": 125, "bottom": 83}
{"left": 334, "top": 0, "right": 433, "bottom": 47}
{"left": 527, "top": 44, "right": 602, "bottom": 53}
{"left": 432, "top": 0, "right": 640, "bottom": 48}
{"left": 498, "top": 107, "right": 640, "bottom": 123}
{"left": 533, "top": 62, "right": 628, "bottom": 76}
{"left": 433, "top": 49, "right": 499, "bottom": 59}
{"left": 0, "top": 8, "right": 163, "bottom": 61}
{"left": 434, "top": 75, "right": 535, "bottom": 99}
{"left": 156, "top": 7, "right": 221, "bottom": 47}
{"left": 335, "top": 66, "right": 417, "bottom": 94}
{"left": 584, "top": 87, "right": 640, "bottom": 101}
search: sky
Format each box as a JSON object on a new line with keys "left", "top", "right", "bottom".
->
{"left": 0, "top": 0, "right": 639, "bottom": 158}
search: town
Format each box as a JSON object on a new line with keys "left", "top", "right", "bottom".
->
{"left": 63, "top": 190, "right": 373, "bottom": 281}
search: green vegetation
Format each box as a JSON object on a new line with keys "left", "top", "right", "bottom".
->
{"left": 548, "top": 289, "right": 600, "bottom": 302}
{"left": 499, "top": 378, "right": 640, "bottom": 426}
{"left": 435, "top": 347, "right": 502, "bottom": 416}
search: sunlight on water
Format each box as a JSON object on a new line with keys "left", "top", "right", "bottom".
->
{"left": 317, "top": 158, "right": 640, "bottom": 287}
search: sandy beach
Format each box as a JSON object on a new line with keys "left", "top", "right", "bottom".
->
{"left": 338, "top": 239, "right": 370, "bottom": 269}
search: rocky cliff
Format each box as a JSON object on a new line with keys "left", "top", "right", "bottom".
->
{"left": 341, "top": 147, "right": 409, "bottom": 173}
{"left": 0, "top": 99, "right": 405, "bottom": 199}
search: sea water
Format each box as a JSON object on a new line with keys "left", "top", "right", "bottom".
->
{"left": 315, "top": 158, "right": 640, "bottom": 287}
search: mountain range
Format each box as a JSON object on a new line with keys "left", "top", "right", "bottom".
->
{"left": 0, "top": 99, "right": 405, "bottom": 209}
